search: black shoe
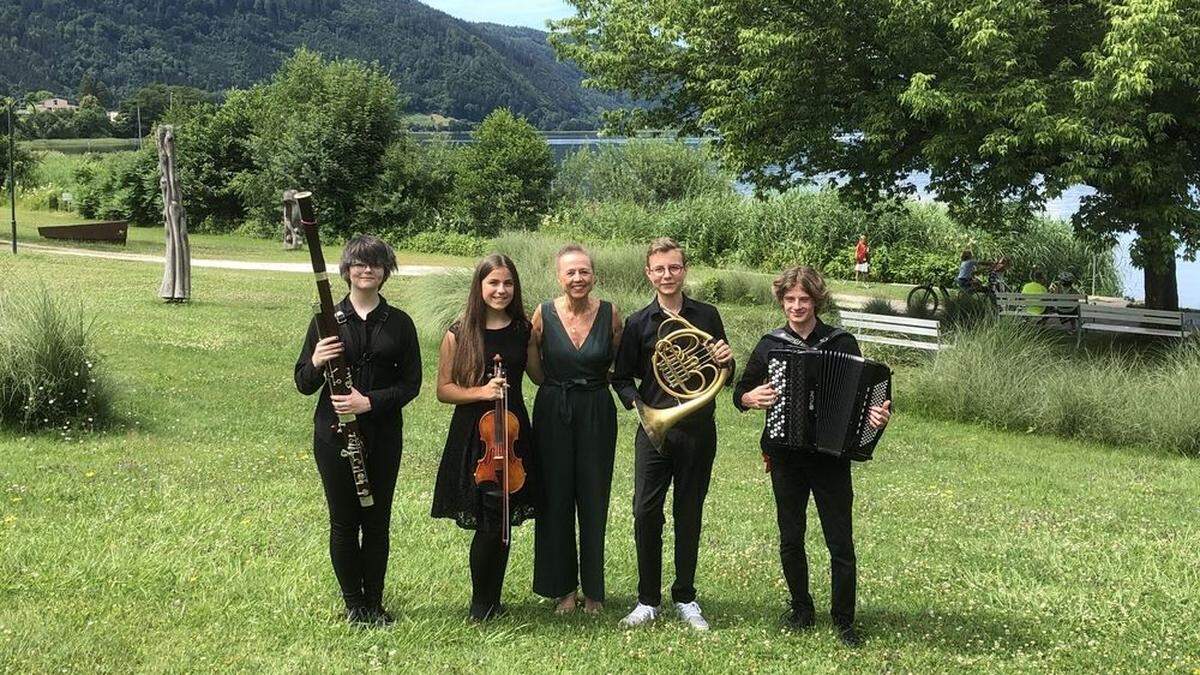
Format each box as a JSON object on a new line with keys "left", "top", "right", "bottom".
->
{"left": 345, "top": 606, "right": 372, "bottom": 625}
{"left": 836, "top": 623, "right": 863, "bottom": 648}
{"left": 782, "top": 607, "right": 815, "bottom": 631}
{"left": 367, "top": 605, "right": 394, "bottom": 626}
{"left": 469, "top": 602, "right": 507, "bottom": 622}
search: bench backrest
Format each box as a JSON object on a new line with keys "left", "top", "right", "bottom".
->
{"left": 840, "top": 311, "right": 942, "bottom": 351}
{"left": 995, "top": 292, "right": 1085, "bottom": 316}
{"left": 1078, "top": 304, "right": 1186, "bottom": 338}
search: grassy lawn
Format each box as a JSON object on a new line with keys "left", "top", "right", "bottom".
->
{"left": 0, "top": 204, "right": 474, "bottom": 267}
{"left": 18, "top": 138, "right": 141, "bottom": 154}
{"left": 1, "top": 251, "right": 1196, "bottom": 672}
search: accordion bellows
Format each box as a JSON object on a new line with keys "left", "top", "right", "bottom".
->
{"left": 764, "top": 349, "right": 892, "bottom": 461}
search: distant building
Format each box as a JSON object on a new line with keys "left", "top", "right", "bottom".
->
{"left": 107, "top": 110, "right": 120, "bottom": 123}
{"left": 35, "top": 98, "right": 78, "bottom": 112}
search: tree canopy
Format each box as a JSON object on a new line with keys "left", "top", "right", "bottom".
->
{"left": 553, "top": 0, "right": 1200, "bottom": 308}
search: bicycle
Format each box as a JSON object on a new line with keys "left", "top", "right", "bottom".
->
{"left": 905, "top": 280, "right": 953, "bottom": 316}
{"left": 906, "top": 276, "right": 1005, "bottom": 316}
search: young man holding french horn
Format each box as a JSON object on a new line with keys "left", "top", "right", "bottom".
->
{"left": 610, "top": 237, "right": 734, "bottom": 631}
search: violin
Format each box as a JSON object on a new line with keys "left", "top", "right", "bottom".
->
{"left": 474, "top": 354, "right": 526, "bottom": 546}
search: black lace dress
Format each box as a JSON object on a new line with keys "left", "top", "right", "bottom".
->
{"left": 431, "top": 320, "right": 537, "bottom": 531}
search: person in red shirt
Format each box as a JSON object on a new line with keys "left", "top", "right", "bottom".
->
{"left": 853, "top": 235, "right": 870, "bottom": 283}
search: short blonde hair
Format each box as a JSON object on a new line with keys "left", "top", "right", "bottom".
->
{"left": 772, "top": 266, "right": 831, "bottom": 314}
{"left": 645, "top": 237, "right": 687, "bottom": 266}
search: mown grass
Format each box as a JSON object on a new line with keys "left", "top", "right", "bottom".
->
{"left": 0, "top": 252, "right": 1197, "bottom": 672}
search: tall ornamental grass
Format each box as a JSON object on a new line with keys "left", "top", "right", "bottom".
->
{"left": 0, "top": 288, "right": 114, "bottom": 434}
{"left": 905, "top": 322, "right": 1200, "bottom": 455}
{"left": 401, "top": 232, "right": 806, "bottom": 367}
{"left": 544, "top": 188, "right": 1121, "bottom": 293}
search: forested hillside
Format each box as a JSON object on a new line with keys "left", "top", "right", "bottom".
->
{"left": 0, "top": 0, "right": 624, "bottom": 128}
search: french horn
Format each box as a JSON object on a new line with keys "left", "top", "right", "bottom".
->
{"left": 636, "top": 308, "right": 731, "bottom": 452}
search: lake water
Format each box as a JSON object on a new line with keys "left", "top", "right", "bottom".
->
{"left": 473, "top": 133, "right": 1198, "bottom": 307}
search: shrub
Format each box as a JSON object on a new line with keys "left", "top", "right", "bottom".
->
{"left": 392, "top": 231, "right": 486, "bottom": 258}
{"left": 545, "top": 188, "right": 1121, "bottom": 294}
{"left": 861, "top": 297, "right": 898, "bottom": 315}
{"left": 0, "top": 288, "right": 114, "bottom": 434}
{"left": 359, "top": 136, "right": 466, "bottom": 239}
{"left": 72, "top": 149, "right": 161, "bottom": 226}
{"left": 554, "top": 139, "right": 733, "bottom": 204}
{"left": 157, "top": 99, "right": 254, "bottom": 233}
{"left": 1, "top": 141, "right": 39, "bottom": 193}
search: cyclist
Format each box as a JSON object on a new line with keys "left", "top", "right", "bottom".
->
{"left": 956, "top": 250, "right": 981, "bottom": 293}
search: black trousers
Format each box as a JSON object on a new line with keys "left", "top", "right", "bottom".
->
{"left": 769, "top": 449, "right": 856, "bottom": 626}
{"left": 314, "top": 439, "right": 401, "bottom": 609}
{"left": 632, "top": 420, "right": 716, "bottom": 607}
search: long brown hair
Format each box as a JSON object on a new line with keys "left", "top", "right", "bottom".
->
{"left": 451, "top": 253, "right": 527, "bottom": 387}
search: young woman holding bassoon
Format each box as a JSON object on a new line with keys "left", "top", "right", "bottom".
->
{"left": 294, "top": 234, "right": 422, "bottom": 626}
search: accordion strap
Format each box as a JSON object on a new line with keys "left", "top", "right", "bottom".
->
{"left": 766, "top": 327, "right": 847, "bottom": 351}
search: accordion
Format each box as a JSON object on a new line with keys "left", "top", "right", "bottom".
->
{"left": 764, "top": 349, "right": 892, "bottom": 461}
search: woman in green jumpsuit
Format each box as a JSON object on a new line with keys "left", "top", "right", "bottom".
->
{"left": 528, "top": 244, "right": 623, "bottom": 614}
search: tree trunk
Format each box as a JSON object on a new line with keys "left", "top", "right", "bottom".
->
{"left": 1143, "top": 253, "right": 1179, "bottom": 310}
{"left": 156, "top": 125, "right": 191, "bottom": 302}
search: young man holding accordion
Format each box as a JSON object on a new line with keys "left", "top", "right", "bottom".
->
{"left": 733, "top": 266, "right": 891, "bottom": 647}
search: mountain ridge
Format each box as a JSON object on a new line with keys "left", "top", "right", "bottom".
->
{"left": 0, "top": 0, "right": 622, "bottom": 129}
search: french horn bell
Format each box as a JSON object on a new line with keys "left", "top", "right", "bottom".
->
{"left": 636, "top": 308, "right": 731, "bottom": 452}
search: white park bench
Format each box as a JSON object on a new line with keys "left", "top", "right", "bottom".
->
{"left": 995, "top": 291, "right": 1086, "bottom": 327}
{"left": 1076, "top": 304, "right": 1188, "bottom": 347}
{"left": 840, "top": 311, "right": 944, "bottom": 351}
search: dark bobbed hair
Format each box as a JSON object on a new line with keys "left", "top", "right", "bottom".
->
{"left": 451, "top": 253, "right": 528, "bottom": 387}
{"left": 339, "top": 234, "right": 398, "bottom": 286}
{"left": 772, "top": 265, "right": 832, "bottom": 315}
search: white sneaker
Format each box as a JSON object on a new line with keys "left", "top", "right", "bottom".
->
{"left": 675, "top": 601, "right": 710, "bottom": 631}
{"left": 619, "top": 603, "right": 659, "bottom": 627}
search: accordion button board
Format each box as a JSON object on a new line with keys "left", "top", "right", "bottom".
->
{"left": 764, "top": 348, "right": 892, "bottom": 461}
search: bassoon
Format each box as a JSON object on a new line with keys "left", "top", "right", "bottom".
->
{"left": 296, "top": 191, "right": 374, "bottom": 507}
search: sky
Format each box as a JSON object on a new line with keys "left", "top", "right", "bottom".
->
{"left": 418, "top": 0, "right": 575, "bottom": 30}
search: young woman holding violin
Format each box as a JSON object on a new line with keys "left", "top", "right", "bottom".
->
{"left": 431, "top": 253, "right": 538, "bottom": 621}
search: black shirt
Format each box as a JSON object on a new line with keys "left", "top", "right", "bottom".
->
{"left": 733, "top": 319, "right": 861, "bottom": 450}
{"left": 611, "top": 294, "right": 735, "bottom": 423}
{"left": 295, "top": 295, "right": 422, "bottom": 448}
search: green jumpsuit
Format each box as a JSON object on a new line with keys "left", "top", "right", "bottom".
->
{"left": 532, "top": 300, "right": 618, "bottom": 601}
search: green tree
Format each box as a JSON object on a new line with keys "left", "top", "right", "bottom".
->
{"left": 554, "top": 0, "right": 1200, "bottom": 309}
{"left": 114, "top": 85, "right": 210, "bottom": 138}
{"left": 157, "top": 98, "right": 255, "bottom": 232}
{"left": 231, "top": 48, "right": 402, "bottom": 236}
{"left": 1, "top": 102, "right": 37, "bottom": 192}
{"left": 456, "top": 108, "right": 555, "bottom": 234}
